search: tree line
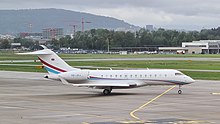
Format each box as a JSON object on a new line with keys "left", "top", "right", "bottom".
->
{"left": 1, "top": 27, "right": 220, "bottom": 50}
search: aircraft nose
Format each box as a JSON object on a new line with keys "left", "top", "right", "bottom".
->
{"left": 187, "top": 76, "right": 195, "bottom": 83}
{"left": 183, "top": 75, "right": 195, "bottom": 84}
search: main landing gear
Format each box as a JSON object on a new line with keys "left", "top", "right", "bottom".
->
{"left": 178, "top": 85, "right": 182, "bottom": 94}
{"left": 103, "top": 87, "right": 112, "bottom": 95}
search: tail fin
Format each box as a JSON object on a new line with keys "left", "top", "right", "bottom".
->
{"left": 18, "top": 45, "right": 80, "bottom": 74}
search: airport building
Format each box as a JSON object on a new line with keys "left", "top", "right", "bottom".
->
{"left": 159, "top": 47, "right": 188, "bottom": 54}
{"left": 159, "top": 40, "right": 220, "bottom": 54}
{"left": 182, "top": 40, "right": 220, "bottom": 54}
{"left": 110, "top": 46, "right": 161, "bottom": 53}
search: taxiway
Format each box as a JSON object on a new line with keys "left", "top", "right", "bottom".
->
{"left": 0, "top": 71, "right": 220, "bottom": 124}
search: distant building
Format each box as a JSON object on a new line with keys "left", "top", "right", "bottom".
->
{"left": 17, "top": 29, "right": 63, "bottom": 45}
{"left": 11, "top": 43, "right": 21, "bottom": 47}
{"left": 159, "top": 40, "right": 220, "bottom": 54}
{"left": 0, "top": 34, "right": 15, "bottom": 39}
{"left": 146, "top": 25, "right": 154, "bottom": 31}
{"left": 159, "top": 47, "right": 188, "bottom": 54}
{"left": 42, "top": 28, "right": 64, "bottom": 39}
{"left": 111, "top": 46, "right": 160, "bottom": 53}
{"left": 18, "top": 32, "right": 42, "bottom": 39}
{"left": 182, "top": 40, "right": 220, "bottom": 54}
{"left": 119, "top": 51, "right": 128, "bottom": 55}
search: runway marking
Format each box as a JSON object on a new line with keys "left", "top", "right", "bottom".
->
{"left": 118, "top": 120, "right": 147, "bottom": 123}
{"left": 130, "top": 86, "right": 176, "bottom": 120}
{"left": 211, "top": 92, "right": 220, "bottom": 95}
{"left": 82, "top": 122, "right": 90, "bottom": 124}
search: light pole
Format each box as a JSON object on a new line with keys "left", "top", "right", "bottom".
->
{"left": 107, "top": 38, "right": 110, "bottom": 53}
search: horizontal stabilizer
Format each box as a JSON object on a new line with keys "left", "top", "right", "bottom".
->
{"left": 17, "top": 50, "right": 52, "bottom": 55}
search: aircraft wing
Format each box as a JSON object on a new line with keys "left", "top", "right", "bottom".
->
{"left": 72, "top": 81, "right": 131, "bottom": 87}
{"left": 59, "top": 77, "right": 138, "bottom": 87}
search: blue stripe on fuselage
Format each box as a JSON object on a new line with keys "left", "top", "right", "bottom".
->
{"left": 45, "top": 67, "right": 60, "bottom": 74}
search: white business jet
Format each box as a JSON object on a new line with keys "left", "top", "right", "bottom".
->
{"left": 18, "top": 45, "right": 194, "bottom": 95}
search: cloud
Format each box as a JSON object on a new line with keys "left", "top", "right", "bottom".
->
{"left": 84, "top": 7, "right": 173, "bottom": 26}
{"left": 0, "top": 0, "right": 220, "bottom": 30}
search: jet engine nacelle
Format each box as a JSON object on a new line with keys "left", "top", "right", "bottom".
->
{"left": 44, "top": 74, "right": 59, "bottom": 80}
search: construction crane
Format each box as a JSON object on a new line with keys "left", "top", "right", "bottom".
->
{"left": 69, "top": 24, "right": 77, "bottom": 36}
{"left": 81, "top": 18, "right": 91, "bottom": 32}
{"left": 65, "top": 18, "right": 91, "bottom": 33}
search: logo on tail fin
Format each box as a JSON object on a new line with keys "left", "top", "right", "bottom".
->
{"left": 38, "top": 57, "right": 67, "bottom": 74}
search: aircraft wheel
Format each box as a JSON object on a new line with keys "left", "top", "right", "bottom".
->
{"left": 103, "top": 89, "right": 111, "bottom": 95}
{"left": 178, "top": 90, "right": 182, "bottom": 94}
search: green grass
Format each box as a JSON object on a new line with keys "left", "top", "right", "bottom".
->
{"left": 183, "top": 71, "right": 220, "bottom": 80}
{"left": 1, "top": 51, "right": 220, "bottom": 80}
{"left": 2, "top": 51, "right": 220, "bottom": 61}
{"left": 65, "top": 60, "right": 220, "bottom": 70}
{"left": 59, "top": 53, "right": 220, "bottom": 59}
{"left": 1, "top": 60, "right": 220, "bottom": 80}
{"left": 0, "top": 51, "right": 38, "bottom": 60}
{"left": 0, "top": 65, "right": 46, "bottom": 73}
{"left": 4, "top": 60, "right": 220, "bottom": 70}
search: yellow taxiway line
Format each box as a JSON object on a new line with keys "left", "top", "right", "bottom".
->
{"left": 130, "top": 85, "right": 176, "bottom": 120}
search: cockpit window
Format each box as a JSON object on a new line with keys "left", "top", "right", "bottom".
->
{"left": 175, "top": 73, "right": 183, "bottom": 76}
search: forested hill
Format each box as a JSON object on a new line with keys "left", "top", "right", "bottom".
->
{"left": 0, "top": 8, "right": 140, "bottom": 34}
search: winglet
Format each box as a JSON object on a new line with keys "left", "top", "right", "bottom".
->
{"left": 40, "top": 45, "right": 48, "bottom": 49}
{"left": 16, "top": 49, "right": 52, "bottom": 55}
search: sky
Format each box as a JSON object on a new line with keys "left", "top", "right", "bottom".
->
{"left": 1, "top": 0, "right": 220, "bottom": 30}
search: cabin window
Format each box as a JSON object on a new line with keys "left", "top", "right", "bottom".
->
{"left": 165, "top": 74, "right": 167, "bottom": 77}
{"left": 140, "top": 75, "right": 142, "bottom": 78}
{"left": 115, "top": 75, "right": 117, "bottom": 77}
{"left": 125, "top": 75, "right": 127, "bottom": 78}
{"left": 101, "top": 75, "right": 103, "bottom": 77}
{"left": 110, "top": 75, "right": 112, "bottom": 77}
{"left": 120, "top": 75, "right": 122, "bottom": 78}
{"left": 155, "top": 74, "right": 157, "bottom": 77}
{"left": 150, "top": 74, "right": 152, "bottom": 77}
{"left": 135, "top": 75, "right": 137, "bottom": 78}
{"left": 130, "top": 75, "right": 133, "bottom": 78}
{"left": 175, "top": 73, "right": 183, "bottom": 76}
{"left": 145, "top": 75, "right": 147, "bottom": 77}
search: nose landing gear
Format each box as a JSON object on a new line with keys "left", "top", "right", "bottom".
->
{"left": 178, "top": 89, "right": 182, "bottom": 94}
{"left": 178, "top": 85, "right": 182, "bottom": 94}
